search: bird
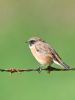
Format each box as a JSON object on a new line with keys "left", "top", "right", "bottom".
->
{"left": 26, "top": 37, "right": 70, "bottom": 69}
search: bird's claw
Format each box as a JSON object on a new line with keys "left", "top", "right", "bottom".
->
{"left": 37, "top": 67, "right": 42, "bottom": 73}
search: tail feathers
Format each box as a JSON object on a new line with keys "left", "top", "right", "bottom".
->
{"left": 60, "top": 62, "right": 70, "bottom": 69}
{"left": 53, "top": 60, "right": 70, "bottom": 69}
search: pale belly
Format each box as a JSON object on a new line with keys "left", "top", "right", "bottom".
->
{"left": 30, "top": 46, "right": 53, "bottom": 66}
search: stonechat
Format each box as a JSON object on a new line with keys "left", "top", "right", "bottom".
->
{"left": 26, "top": 37, "right": 70, "bottom": 69}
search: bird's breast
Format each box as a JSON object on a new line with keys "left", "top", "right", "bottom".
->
{"left": 29, "top": 45, "right": 53, "bottom": 65}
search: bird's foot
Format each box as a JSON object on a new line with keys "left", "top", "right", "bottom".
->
{"left": 46, "top": 66, "right": 51, "bottom": 74}
{"left": 46, "top": 66, "right": 55, "bottom": 74}
{"left": 37, "top": 67, "right": 42, "bottom": 73}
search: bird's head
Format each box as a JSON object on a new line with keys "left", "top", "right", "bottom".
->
{"left": 26, "top": 37, "right": 43, "bottom": 46}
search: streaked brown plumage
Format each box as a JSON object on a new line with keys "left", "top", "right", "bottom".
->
{"left": 27, "top": 37, "right": 70, "bottom": 69}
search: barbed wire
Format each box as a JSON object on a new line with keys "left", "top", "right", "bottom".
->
{"left": 0, "top": 66, "right": 75, "bottom": 74}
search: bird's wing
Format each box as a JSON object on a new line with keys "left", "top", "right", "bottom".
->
{"left": 35, "top": 41, "right": 62, "bottom": 62}
{"left": 35, "top": 42, "right": 52, "bottom": 55}
{"left": 35, "top": 41, "right": 70, "bottom": 69}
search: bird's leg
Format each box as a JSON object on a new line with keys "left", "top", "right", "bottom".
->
{"left": 37, "top": 66, "right": 42, "bottom": 73}
{"left": 37, "top": 64, "right": 44, "bottom": 73}
{"left": 46, "top": 65, "right": 56, "bottom": 73}
{"left": 46, "top": 66, "right": 51, "bottom": 74}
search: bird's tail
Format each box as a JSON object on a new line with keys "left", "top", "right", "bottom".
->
{"left": 53, "top": 60, "right": 70, "bottom": 69}
{"left": 59, "top": 62, "right": 70, "bottom": 69}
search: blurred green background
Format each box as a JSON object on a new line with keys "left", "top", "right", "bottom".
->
{"left": 0, "top": 0, "right": 75, "bottom": 100}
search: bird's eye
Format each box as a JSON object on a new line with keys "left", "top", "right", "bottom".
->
{"left": 29, "top": 40, "right": 35, "bottom": 46}
{"left": 30, "top": 40, "right": 35, "bottom": 44}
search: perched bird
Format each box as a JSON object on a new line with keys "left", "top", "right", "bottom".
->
{"left": 26, "top": 37, "right": 70, "bottom": 69}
